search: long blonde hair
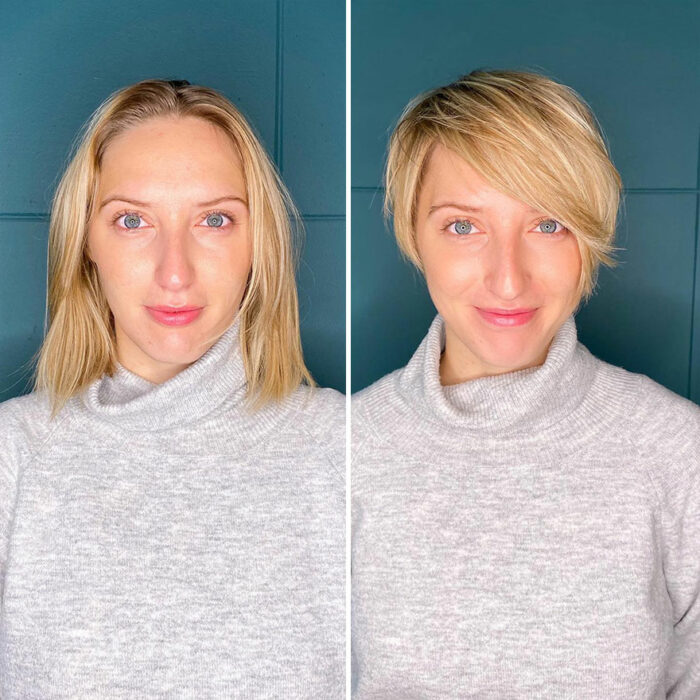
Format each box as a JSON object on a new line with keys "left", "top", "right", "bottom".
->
{"left": 385, "top": 69, "right": 624, "bottom": 307}
{"left": 33, "top": 78, "right": 313, "bottom": 420}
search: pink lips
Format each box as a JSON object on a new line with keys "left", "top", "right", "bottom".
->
{"left": 145, "top": 306, "right": 203, "bottom": 327}
{"left": 476, "top": 307, "right": 537, "bottom": 327}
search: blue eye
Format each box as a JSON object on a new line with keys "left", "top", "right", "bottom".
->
{"left": 205, "top": 212, "right": 224, "bottom": 227}
{"left": 111, "top": 209, "right": 235, "bottom": 231}
{"left": 121, "top": 212, "right": 143, "bottom": 229}
{"left": 536, "top": 218, "right": 563, "bottom": 234}
{"left": 202, "top": 210, "right": 234, "bottom": 228}
{"left": 447, "top": 219, "right": 478, "bottom": 235}
{"left": 110, "top": 211, "right": 146, "bottom": 230}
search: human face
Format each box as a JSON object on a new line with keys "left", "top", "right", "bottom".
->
{"left": 86, "top": 116, "right": 252, "bottom": 384}
{"left": 415, "top": 142, "right": 582, "bottom": 386}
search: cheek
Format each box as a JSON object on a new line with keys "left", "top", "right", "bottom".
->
{"left": 90, "top": 234, "right": 149, "bottom": 296}
{"left": 422, "top": 246, "right": 479, "bottom": 299}
{"left": 204, "top": 257, "right": 250, "bottom": 292}
{"left": 205, "top": 237, "right": 253, "bottom": 294}
{"left": 103, "top": 255, "right": 151, "bottom": 292}
{"left": 536, "top": 239, "right": 582, "bottom": 293}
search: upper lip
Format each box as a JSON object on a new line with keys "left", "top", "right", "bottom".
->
{"left": 477, "top": 307, "right": 537, "bottom": 315}
{"left": 146, "top": 305, "right": 203, "bottom": 312}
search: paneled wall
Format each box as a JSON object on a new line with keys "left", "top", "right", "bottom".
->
{"left": 0, "top": 0, "right": 345, "bottom": 401}
{"left": 351, "top": 0, "right": 700, "bottom": 402}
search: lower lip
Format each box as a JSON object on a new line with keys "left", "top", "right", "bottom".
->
{"left": 476, "top": 308, "right": 537, "bottom": 327}
{"left": 145, "top": 307, "right": 203, "bottom": 326}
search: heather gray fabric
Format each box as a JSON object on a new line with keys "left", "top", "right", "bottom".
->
{"left": 0, "top": 317, "right": 345, "bottom": 699}
{"left": 352, "top": 313, "right": 700, "bottom": 699}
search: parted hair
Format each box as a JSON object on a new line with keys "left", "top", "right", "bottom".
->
{"left": 384, "top": 69, "right": 624, "bottom": 306}
{"left": 33, "top": 78, "right": 313, "bottom": 420}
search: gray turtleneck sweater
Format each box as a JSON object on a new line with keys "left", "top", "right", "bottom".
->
{"left": 0, "top": 319, "right": 345, "bottom": 699}
{"left": 352, "top": 313, "right": 700, "bottom": 699}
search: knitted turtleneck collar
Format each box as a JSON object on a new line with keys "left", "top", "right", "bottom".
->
{"left": 80, "top": 316, "right": 248, "bottom": 433}
{"left": 394, "top": 312, "right": 616, "bottom": 441}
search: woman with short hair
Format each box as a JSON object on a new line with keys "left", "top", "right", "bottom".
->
{"left": 352, "top": 69, "right": 699, "bottom": 698}
{"left": 0, "top": 78, "right": 344, "bottom": 697}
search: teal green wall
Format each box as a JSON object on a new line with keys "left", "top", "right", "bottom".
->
{"left": 352, "top": 0, "right": 700, "bottom": 403}
{"left": 0, "top": 0, "right": 345, "bottom": 401}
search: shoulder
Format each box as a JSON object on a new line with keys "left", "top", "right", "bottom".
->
{"left": 0, "top": 390, "right": 62, "bottom": 457}
{"left": 579, "top": 346, "right": 700, "bottom": 438}
{"left": 282, "top": 384, "right": 346, "bottom": 482}
{"left": 600, "top": 361, "right": 700, "bottom": 443}
{"left": 0, "top": 390, "right": 69, "bottom": 487}
{"left": 627, "top": 371, "right": 699, "bottom": 454}
{"left": 608, "top": 365, "right": 700, "bottom": 491}
{"left": 634, "top": 372, "right": 699, "bottom": 419}
{"left": 351, "top": 368, "right": 407, "bottom": 451}
{"left": 289, "top": 384, "right": 345, "bottom": 440}
{"left": 292, "top": 384, "right": 345, "bottom": 420}
{"left": 352, "top": 370, "right": 400, "bottom": 408}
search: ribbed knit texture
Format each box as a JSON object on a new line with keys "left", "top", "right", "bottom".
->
{"left": 0, "top": 317, "right": 345, "bottom": 699}
{"left": 352, "top": 313, "right": 700, "bottom": 699}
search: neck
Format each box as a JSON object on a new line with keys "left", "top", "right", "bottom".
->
{"left": 438, "top": 325, "right": 551, "bottom": 386}
{"left": 117, "top": 356, "right": 192, "bottom": 386}
{"left": 114, "top": 324, "right": 208, "bottom": 385}
{"left": 396, "top": 312, "right": 601, "bottom": 438}
{"left": 80, "top": 317, "right": 248, "bottom": 432}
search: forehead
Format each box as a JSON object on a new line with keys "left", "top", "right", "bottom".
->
{"left": 98, "top": 116, "right": 245, "bottom": 196}
{"left": 419, "top": 143, "right": 496, "bottom": 201}
{"left": 417, "top": 142, "right": 542, "bottom": 216}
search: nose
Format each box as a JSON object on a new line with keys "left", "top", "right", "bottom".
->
{"left": 483, "top": 233, "right": 530, "bottom": 301}
{"left": 153, "top": 228, "right": 196, "bottom": 291}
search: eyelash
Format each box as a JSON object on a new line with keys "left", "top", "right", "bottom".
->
{"left": 110, "top": 208, "right": 236, "bottom": 230}
{"left": 443, "top": 217, "right": 567, "bottom": 236}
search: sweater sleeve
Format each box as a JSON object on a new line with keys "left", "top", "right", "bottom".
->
{"left": 0, "top": 399, "right": 24, "bottom": 600}
{"left": 656, "top": 402, "right": 700, "bottom": 698}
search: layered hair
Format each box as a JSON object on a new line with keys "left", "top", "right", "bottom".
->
{"left": 385, "top": 69, "right": 624, "bottom": 306}
{"left": 34, "top": 78, "right": 313, "bottom": 420}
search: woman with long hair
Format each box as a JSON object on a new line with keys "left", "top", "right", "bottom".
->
{"left": 0, "top": 79, "right": 344, "bottom": 697}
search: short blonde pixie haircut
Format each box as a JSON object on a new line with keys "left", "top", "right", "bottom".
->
{"left": 385, "top": 69, "right": 623, "bottom": 307}
{"left": 34, "top": 78, "right": 313, "bottom": 420}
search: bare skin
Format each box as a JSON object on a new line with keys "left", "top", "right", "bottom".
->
{"left": 414, "top": 143, "right": 582, "bottom": 386}
{"left": 86, "top": 116, "right": 253, "bottom": 384}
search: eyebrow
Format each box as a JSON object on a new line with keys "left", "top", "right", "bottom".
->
{"left": 98, "top": 195, "right": 247, "bottom": 211}
{"left": 428, "top": 202, "right": 543, "bottom": 216}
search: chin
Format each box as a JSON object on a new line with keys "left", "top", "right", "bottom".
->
{"left": 148, "top": 349, "right": 202, "bottom": 371}
{"left": 465, "top": 329, "right": 540, "bottom": 368}
{"left": 143, "top": 326, "right": 203, "bottom": 354}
